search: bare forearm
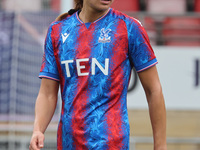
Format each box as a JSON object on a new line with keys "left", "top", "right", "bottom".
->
{"left": 33, "top": 93, "right": 57, "bottom": 133}
{"left": 147, "top": 91, "right": 167, "bottom": 150}
{"left": 30, "top": 79, "right": 59, "bottom": 150}
{"left": 138, "top": 66, "right": 167, "bottom": 149}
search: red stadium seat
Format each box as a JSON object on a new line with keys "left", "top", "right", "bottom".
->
{"left": 146, "top": 0, "right": 186, "bottom": 14}
{"left": 51, "top": 0, "right": 61, "bottom": 12}
{"left": 111, "top": 0, "right": 140, "bottom": 12}
{"left": 162, "top": 17, "right": 200, "bottom": 46}
{"left": 163, "top": 17, "right": 200, "bottom": 29}
{"left": 195, "top": 0, "right": 200, "bottom": 12}
{"left": 143, "top": 17, "right": 157, "bottom": 45}
{"left": 165, "top": 41, "right": 200, "bottom": 46}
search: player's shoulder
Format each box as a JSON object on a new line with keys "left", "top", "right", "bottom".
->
{"left": 111, "top": 8, "right": 143, "bottom": 27}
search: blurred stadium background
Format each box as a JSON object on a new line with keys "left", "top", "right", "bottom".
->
{"left": 0, "top": 0, "right": 200, "bottom": 149}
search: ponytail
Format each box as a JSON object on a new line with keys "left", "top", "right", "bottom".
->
{"left": 55, "top": 0, "right": 83, "bottom": 21}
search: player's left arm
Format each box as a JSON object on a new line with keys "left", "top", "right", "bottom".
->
{"left": 138, "top": 65, "right": 167, "bottom": 150}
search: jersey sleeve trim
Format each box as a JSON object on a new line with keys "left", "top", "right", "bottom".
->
{"left": 39, "top": 72, "right": 60, "bottom": 81}
{"left": 136, "top": 58, "right": 158, "bottom": 72}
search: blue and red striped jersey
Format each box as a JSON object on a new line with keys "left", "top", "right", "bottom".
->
{"left": 39, "top": 8, "right": 157, "bottom": 150}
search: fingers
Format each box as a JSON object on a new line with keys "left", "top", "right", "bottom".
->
{"left": 29, "top": 132, "right": 44, "bottom": 150}
{"left": 29, "top": 138, "right": 39, "bottom": 150}
{"left": 38, "top": 135, "right": 44, "bottom": 148}
{"left": 29, "top": 139, "right": 39, "bottom": 150}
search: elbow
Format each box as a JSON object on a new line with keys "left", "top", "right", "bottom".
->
{"left": 144, "top": 84, "right": 164, "bottom": 103}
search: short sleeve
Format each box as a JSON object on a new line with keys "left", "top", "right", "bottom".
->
{"left": 127, "top": 18, "right": 158, "bottom": 72}
{"left": 39, "top": 24, "right": 60, "bottom": 81}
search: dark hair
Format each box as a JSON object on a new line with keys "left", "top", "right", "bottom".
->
{"left": 74, "top": 0, "right": 83, "bottom": 11}
{"left": 55, "top": 0, "right": 83, "bottom": 21}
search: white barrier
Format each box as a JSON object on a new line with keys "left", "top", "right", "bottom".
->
{"left": 127, "top": 46, "right": 200, "bottom": 110}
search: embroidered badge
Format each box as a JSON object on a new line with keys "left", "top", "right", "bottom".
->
{"left": 98, "top": 28, "right": 111, "bottom": 43}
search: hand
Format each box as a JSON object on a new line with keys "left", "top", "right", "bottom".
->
{"left": 29, "top": 131, "right": 45, "bottom": 150}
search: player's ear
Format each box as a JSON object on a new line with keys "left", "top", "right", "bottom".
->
{"left": 55, "top": 12, "right": 69, "bottom": 21}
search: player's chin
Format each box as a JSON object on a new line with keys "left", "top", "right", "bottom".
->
{"left": 100, "top": 0, "right": 113, "bottom": 6}
{"left": 98, "top": 1, "right": 113, "bottom": 11}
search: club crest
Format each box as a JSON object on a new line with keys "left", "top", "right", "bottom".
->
{"left": 98, "top": 28, "right": 111, "bottom": 43}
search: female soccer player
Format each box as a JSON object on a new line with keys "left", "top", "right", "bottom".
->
{"left": 29, "top": 0, "right": 167, "bottom": 150}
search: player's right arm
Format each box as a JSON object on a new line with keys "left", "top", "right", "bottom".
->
{"left": 29, "top": 78, "right": 59, "bottom": 150}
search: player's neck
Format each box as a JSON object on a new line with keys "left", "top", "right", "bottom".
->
{"left": 79, "top": 7, "right": 109, "bottom": 23}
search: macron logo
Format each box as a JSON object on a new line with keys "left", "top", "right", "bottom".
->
{"left": 61, "top": 33, "right": 70, "bottom": 43}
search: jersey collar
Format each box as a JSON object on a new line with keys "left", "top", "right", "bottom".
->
{"left": 75, "top": 8, "right": 111, "bottom": 24}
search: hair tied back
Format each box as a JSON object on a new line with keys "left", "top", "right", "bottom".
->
{"left": 68, "top": 9, "right": 77, "bottom": 15}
